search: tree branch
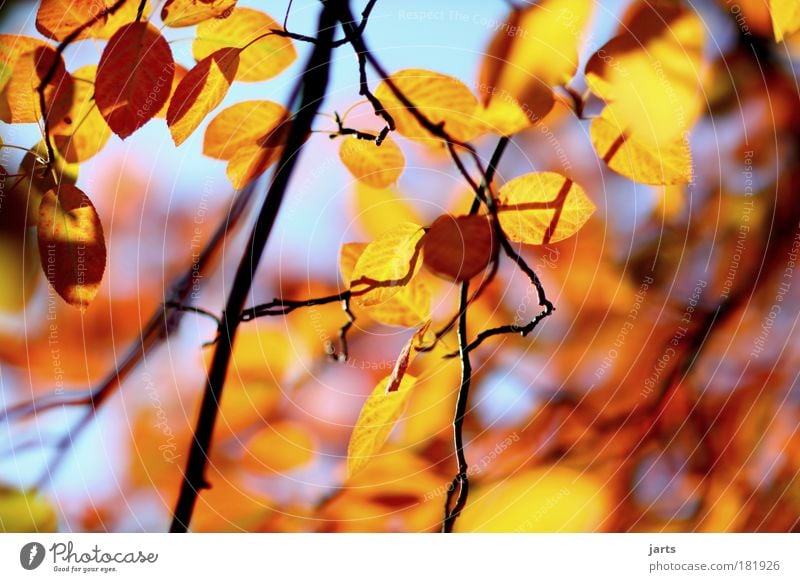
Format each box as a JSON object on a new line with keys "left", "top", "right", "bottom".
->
{"left": 169, "top": 3, "right": 338, "bottom": 533}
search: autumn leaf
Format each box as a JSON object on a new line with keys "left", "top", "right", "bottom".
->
{"left": 224, "top": 119, "right": 291, "bottom": 189}
{"left": 0, "top": 166, "right": 40, "bottom": 313}
{"left": 585, "top": 2, "right": 704, "bottom": 146}
{"left": 167, "top": 48, "right": 240, "bottom": 146}
{"left": 193, "top": 7, "right": 296, "bottom": 83}
{"left": 339, "top": 136, "right": 405, "bottom": 188}
{"left": 477, "top": 97, "right": 532, "bottom": 137}
{"left": 95, "top": 22, "right": 174, "bottom": 139}
{"left": 1, "top": 45, "right": 73, "bottom": 124}
{"left": 93, "top": 0, "right": 152, "bottom": 40}
{"left": 203, "top": 100, "right": 288, "bottom": 160}
{"left": 352, "top": 183, "right": 423, "bottom": 240}
{"left": 243, "top": 421, "right": 315, "bottom": 475}
{"left": 769, "top": 0, "right": 800, "bottom": 41}
{"left": 590, "top": 108, "right": 693, "bottom": 186}
{"left": 154, "top": 63, "right": 187, "bottom": 119}
{"left": 455, "top": 467, "right": 611, "bottom": 532}
{"left": 0, "top": 487, "right": 58, "bottom": 532}
{"left": 340, "top": 242, "right": 431, "bottom": 327}
{"left": 35, "top": 0, "right": 106, "bottom": 41}
{"left": 52, "top": 65, "right": 112, "bottom": 163}
{"left": 496, "top": 172, "right": 595, "bottom": 245}
{"left": 347, "top": 373, "right": 417, "bottom": 477}
{"left": 161, "top": 0, "right": 237, "bottom": 28}
{"left": 350, "top": 222, "right": 426, "bottom": 307}
{"left": 422, "top": 214, "right": 496, "bottom": 282}
{"left": 478, "top": 0, "right": 592, "bottom": 124}
{"left": 374, "top": 69, "right": 481, "bottom": 142}
{"left": 37, "top": 183, "right": 107, "bottom": 309}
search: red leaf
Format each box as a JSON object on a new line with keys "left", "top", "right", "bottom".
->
{"left": 95, "top": 22, "right": 174, "bottom": 139}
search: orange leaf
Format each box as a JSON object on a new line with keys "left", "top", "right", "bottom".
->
{"left": 422, "top": 214, "right": 496, "bottom": 282}
{"left": 224, "top": 119, "right": 290, "bottom": 189}
{"left": 374, "top": 69, "right": 481, "bottom": 143}
{"left": 350, "top": 222, "right": 426, "bottom": 307}
{"left": 496, "top": 172, "right": 595, "bottom": 245}
{"left": 2, "top": 45, "right": 73, "bottom": 125}
{"left": 243, "top": 421, "right": 316, "bottom": 475}
{"left": 192, "top": 7, "right": 296, "bottom": 83}
{"left": 154, "top": 63, "right": 187, "bottom": 119}
{"left": 52, "top": 65, "right": 112, "bottom": 163}
{"left": 93, "top": 0, "right": 153, "bottom": 40}
{"left": 95, "top": 22, "right": 174, "bottom": 139}
{"left": 167, "top": 48, "right": 240, "bottom": 146}
{"left": 35, "top": 0, "right": 107, "bottom": 41}
{"left": 37, "top": 183, "right": 107, "bottom": 309}
{"left": 161, "top": 0, "right": 237, "bottom": 27}
{"left": 339, "top": 136, "right": 405, "bottom": 188}
{"left": 0, "top": 166, "right": 40, "bottom": 313}
{"left": 203, "top": 100, "right": 288, "bottom": 160}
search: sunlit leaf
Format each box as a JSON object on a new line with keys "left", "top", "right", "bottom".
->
{"left": 347, "top": 373, "right": 417, "bottom": 477}
{"left": 167, "top": 48, "right": 240, "bottom": 146}
{"left": 478, "top": 0, "right": 592, "bottom": 123}
{"left": 496, "top": 172, "right": 595, "bottom": 245}
{"left": 352, "top": 183, "right": 423, "bottom": 240}
{"left": 203, "top": 100, "right": 288, "bottom": 160}
{"left": 0, "top": 36, "right": 49, "bottom": 93}
{"left": 374, "top": 69, "right": 481, "bottom": 142}
{"left": 0, "top": 166, "right": 40, "bottom": 313}
{"left": 422, "top": 214, "right": 495, "bottom": 282}
{"left": 455, "top": 467, "right": 611, "bottom": 532}
{"left": 35, "top": 0, "right": 106, "bottom": 41}
{"left": 340, "top": 242, "right": 431, "bottom": 328}
{"left": 339, "top": 136, "right": 405, "bottom": 188}
{"left": 350, "top": 222, "right": 425, "bottom": 307}
{"left": 2, "top": 45, "right": 73, "bottom": 124}
{"left": 193, "top": 7, "right": 296, "bottom": 83}
{"left": 770, "top": 0, "right": 800, "bottom": 41}
{"left": 244, "top": 421, "right": 315, "bottom": 474}
{"left": 584, "top": 2, "right": 704, "bottom": 145}
{"left": 161, "top": 0, "right": 237, "bottom": 27}
{"left": 477, "top": 97, "right": 532, "bottom": 137}
{"left": 0, "top": 487, "right": 58, "bottom": 532}
{"left": 224, "top": 123, "right": 290, "bottom": 189}
{"left": 154, "top": 63, "right": 187, "bottom": 119}
{"left": 93, "top": 0, "right": 153, "bottom": 40}
{"left": 95, "top": 22, "right": 174, "bottom": 139}
{"left": 590, "top": 108, "right": 693, "bottom": 185}
{"left": 37, "top": 183, "right": 106, "bottom": 309}
{"left": 52, "top": 66, "right": 112, "bottom": 163}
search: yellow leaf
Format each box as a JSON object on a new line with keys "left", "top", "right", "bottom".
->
{"left": 350, "top": 222, "right": 425, "bottom": 307}
{"left": 339, "top": 136, "right": 405, "bottom": 188}
{"left": 374, "top": 69, "right": 481, "bottom": 142}
{"left": 352, "top": 183, "right": 423, "bottom": 240}
{"left": 2, "top": 44, "right": 73, "bottom": 125}
{"left": 477, "top": 97, "right": 532, "bottom": 136}
{"left": 0, "top": 487, "right": 58, "bottom": 532}
{"left": 455, "top": 467, "right": 611, "bottom": 532}
{"left": 155, "top": 63, "right": 187, "bottom": 119}
{"left": 243, "top": 421, "right": 315, "bottom": 474}
{"left": 167, "top": 48, "right": 240, "bottom": 146}
{"left": 496, "top": 172, "right": 595, "bottom": 245}
{"left": 0, "top": 166, "right": 40, "bottom": 313}
{"left": 590, "top": 108, "right": 693, "bottom": 185}
{"left": 478, "top": 0, "right": 592, "bottom": 123}
{"left": 52, "top": 65, "right": 112, "bottom": 163}
{"left": 340, "top": 242, "right": 431, "bottom": 327}
{"left": 161, "top": 0, "right": 237, "bottom": 27}
{"left": 203, "top": 100, "right": 288, "bottom": 160}
{"left": 37, "top": 184, "right": 107, "bottom": 309}
{"left": 193, "top": 7, "right": 295, "bottom": 83}
{"left": 770, "top": 0, "right": 800, "bottom": 41}
{"left": 347, "top": 373, "right": 417, "bottom": 477}
{"left": 585, "top": 3, "right": 704, "bottom": 145}
{"left": 93, "top": 0, "right": 153, "bottom": 40}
